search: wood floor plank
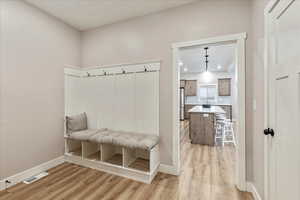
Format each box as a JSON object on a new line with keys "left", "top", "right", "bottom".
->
{"left": 0, "top": 122, "right": 253, "bottom": 200}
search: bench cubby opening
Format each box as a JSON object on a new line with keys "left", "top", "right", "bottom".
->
{"left": 123, "top": 148, "right": 150, "bottom": 172}
{"left": 82, "top": 141, "right": 101, "bottom": 161}
{"left": 66, "top": 139, "right": 82, "bottom": 157}
{"left": 101, "top": 144, "right": 123, "bottom": 166}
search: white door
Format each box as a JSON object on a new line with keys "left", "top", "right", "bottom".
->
{"left": 266, "top": 0, "right": 300, "bottom": 200}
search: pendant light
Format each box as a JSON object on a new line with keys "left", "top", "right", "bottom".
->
{"left": 204, "top": 47, "right": 209, "bottom": 72}
{"left": 203, "top": 47, "right": 211, "bottom": 108}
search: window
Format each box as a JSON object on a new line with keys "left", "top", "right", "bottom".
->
{"left": 198, "top": 84, "right": 217, "bottom": 103}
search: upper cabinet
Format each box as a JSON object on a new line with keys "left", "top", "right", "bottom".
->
{"left": 184, "top": 80, "right": 197, "bottom": 96}
{"left": 218, "top": 78, "right": 231, "bottom": 96}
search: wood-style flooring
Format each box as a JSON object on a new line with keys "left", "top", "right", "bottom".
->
{"left": 0, "top": 122, "right": 253, "bottom": 200}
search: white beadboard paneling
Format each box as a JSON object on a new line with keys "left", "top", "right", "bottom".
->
{"left": 135, "top": 72, "right": 159, "bottom": 135}
{"left": 113, "top": 74, "right": 136, "bottom": 132}
{"left": 64, "top": 62, "right": 160, "bottom": 135}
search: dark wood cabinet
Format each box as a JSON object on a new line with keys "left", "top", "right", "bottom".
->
{"left": 184, "top": 80, "right": 197, "bottom": 96}
{"left": 218, "top": 78, "right": 231, "bottom": 96}
{"left": 189, "top": 112, "right": 215, "bottom": 146}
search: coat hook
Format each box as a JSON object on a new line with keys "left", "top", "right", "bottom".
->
{"left": 144, "top": 66, "right": 148, "bottom": 72}
{"left": 87, "top": 72, "right": 90, "bottom": 77}
{"left": 122, "top": 68, "right": 126, "bottom": 74}
{"left": 103, "top": 70, "right": 107, "bottom": 75}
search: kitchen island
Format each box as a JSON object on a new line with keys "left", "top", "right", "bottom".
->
{"left": 188, "top": 105, "right": 225, "bottom": 145}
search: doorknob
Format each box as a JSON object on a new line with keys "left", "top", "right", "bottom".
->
{"left": 264, "top": 128, "right": 275, "bottom": 137}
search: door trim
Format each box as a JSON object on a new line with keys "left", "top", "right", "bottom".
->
{"left": 172, "top": 32, "right": 247, "bottom": 191}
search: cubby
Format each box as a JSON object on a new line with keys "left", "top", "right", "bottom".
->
{"left": 65, "top": 138, "right": 160, "bottom": 183}
{"left": 82, "top": 141, "right": 101, "bottom": 161}
{"left": 123, "top": 148, "right": 150, "bottom": 172}
{"left": 65, "top": 139, "right": 82, "bottom": 157}
{"left": 101, "top": 144, "right": 123, "bottom": 166}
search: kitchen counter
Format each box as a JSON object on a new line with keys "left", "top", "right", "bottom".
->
{"left": 185, "top": 97, "right": 232, "bottom": 106}
{"left": 188, "top": 105, "right": 226, "bottom": 114}
{"left": 185, "top": 102, "right": 232, "bottom": 106}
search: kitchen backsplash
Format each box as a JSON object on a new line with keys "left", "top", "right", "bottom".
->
{"left": 185, "top": 96, "right": 232, "bottom": 105}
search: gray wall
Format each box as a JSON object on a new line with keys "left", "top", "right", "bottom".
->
{"left": 0, "top": 0, "right": 81, "bottom": 178}
{"left": 81, "top": 0, "right": 253, "bottom": 170}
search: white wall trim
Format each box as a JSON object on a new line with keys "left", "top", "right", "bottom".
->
{"left": 158, "top": 164, "right": 178, "bottom": 175}
{"left": 247, "top": 182, "right": 263, "bottom": 200}
{"left": 0, "top": 156, "right": 64, "bottom": 191}
{"left": 172, "top": 32, "right": 247, "bottom": 190}
{"left": 172, "top": 33, "right": 247, "bottom": 49}
{"left": 0, "top": 180, "right": 5, "bottom": 191}
{"left": 65, "top": 59, "right": 162, "bottom": 70}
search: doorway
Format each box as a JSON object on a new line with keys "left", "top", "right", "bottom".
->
{"left": 172, "top": 33, "right": 247, "bottom": 191}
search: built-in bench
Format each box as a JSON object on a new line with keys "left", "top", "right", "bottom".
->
{"left": 64, "top": 128, "right": 160, "bottom": 183}
{"left": 64, "top": 64, "right": 160, "bottom": 183}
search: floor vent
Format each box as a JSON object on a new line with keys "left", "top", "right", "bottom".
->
{"left": 23, "top": 172, "right": 49, "bottom": 184}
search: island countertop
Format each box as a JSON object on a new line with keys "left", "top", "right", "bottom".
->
{"left": 188, "top": 105, "right": 226, "bottom": 114}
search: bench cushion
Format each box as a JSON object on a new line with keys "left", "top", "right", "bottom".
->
{"left": 66, "top": 113, "right": 88, "bottom": 135}
{"left": 89, "top": 130, "right": 159, "bottom": 151}
{"left": 66, "top": 129, "right": 107, "bottom": 141}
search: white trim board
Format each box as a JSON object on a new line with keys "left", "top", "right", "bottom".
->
{"left": 158, "top": 164, "right": 178, "bottom": 175}
{"left": 171, "top": 33, "right": 247, "bottom": 190}
{"left": 247, "top": 182, "right": 263, "bottom": 200}
{"left": 0, "top": 156, "right": 64, "bottom": 191}
{"left": 64, "top": 155, "right": 159, "bottom": 184}
{"left": 65, "top": 60, "right": 161, "bottom": 77}
{"left": 0, "top": 180, "right": 5, "bottom": 191}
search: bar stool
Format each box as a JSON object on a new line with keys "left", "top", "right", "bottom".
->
{"left": 222, "top": 119, "right": 236, "bottom": 146}
{"left": 215, "top": 113, "right": 226, "bottom": 144}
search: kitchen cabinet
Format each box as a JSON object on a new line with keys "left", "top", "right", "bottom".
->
{"left": 218, "top": 78, "right": 231, "bottom": 96}
{"left": 185, "top": 80, "right": 197, "bottom": 96}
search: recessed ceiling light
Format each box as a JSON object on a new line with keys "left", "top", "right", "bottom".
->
{"left": 183, "top": 67, "right": 188, "bottom": 72}
{"left": 217, "top": 65, "right": 222, "bottom": 69}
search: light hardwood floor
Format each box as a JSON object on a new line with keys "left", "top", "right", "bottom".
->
{"left": 0, "top": 124, "right": 252, "bottom": 200}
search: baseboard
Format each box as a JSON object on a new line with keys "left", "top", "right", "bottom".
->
{"left": 158, "top": 164, "right": 179, "bottom": 175}
{"left": 0, "top": 180, "right": 5, "bottom": 191}
{"left": 0, "top": 156, "right": 64, "bottom": 191}
{"left": 246, "top": 182, "right": 262, "bottom": 200}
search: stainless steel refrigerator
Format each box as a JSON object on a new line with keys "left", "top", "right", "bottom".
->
{"left": 180, "top": 87, "right": 185, "bottom": 121}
